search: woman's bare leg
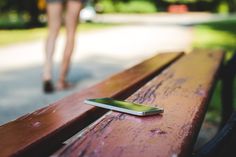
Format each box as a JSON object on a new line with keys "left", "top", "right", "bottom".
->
{"left": 43, "top": 2, "right": 62, "bottom": 82}
{"left": 57, "top": 0, "right": 83, "bottom": 89}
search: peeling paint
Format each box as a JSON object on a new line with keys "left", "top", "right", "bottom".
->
{"left": 32, "top": 121, "right": 41, "bottom": 128}
{"left": 150, "top": 128, "right": 167, "bottom": 136}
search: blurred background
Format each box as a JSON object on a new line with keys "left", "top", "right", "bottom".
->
{"left": 0, "top": 0, "right": 236, "bottom": 149}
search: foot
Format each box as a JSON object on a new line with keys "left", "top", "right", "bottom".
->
{"left": 43, "top": 80, "right": 54, "bottom": 93}
{"left": 56, "top": 81, "right": 74, "bottom": 91}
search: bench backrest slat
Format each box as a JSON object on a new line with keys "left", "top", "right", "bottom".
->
{"left": 53, "top": 51, "right": 224, "bottom": 157}
{"left": 0, "top": 52, "right": 183, "bottom": 157}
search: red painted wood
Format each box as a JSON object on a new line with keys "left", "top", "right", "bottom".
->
{"left": 53, "top": 50, "right": 224, "bottom": 157}
{"left": 0, "top": 52, "right": 183, "bottom": 157}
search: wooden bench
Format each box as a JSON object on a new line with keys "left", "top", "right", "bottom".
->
{"left": 192, "top": 52, "right": 236, "bottom": 157}
{"left": 0, "top": 50, "right": 226, "bottom": 157}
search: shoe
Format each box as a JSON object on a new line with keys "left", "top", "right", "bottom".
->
{"left": 43, "top": 80, "right": 54, "bottom": 93}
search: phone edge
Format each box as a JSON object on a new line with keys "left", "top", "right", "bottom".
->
{"left": 84, "top": 99, "right": 163, "bottom": 116}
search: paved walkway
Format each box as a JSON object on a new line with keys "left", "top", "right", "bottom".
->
{"left": 1, "top": 13, "right": 214, "bottom": 125}
{"left": 93, "top": 12, "right": 232, "bottom": 25}
{"left": 94, "top": 12, "right": 212, "bottom": 25}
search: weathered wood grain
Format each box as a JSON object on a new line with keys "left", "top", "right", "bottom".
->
{"left": 0, "top": 52, "right": 183, "bottom": 157}
{"left": 53, "top": 50, "right": 224, "bottom": 157}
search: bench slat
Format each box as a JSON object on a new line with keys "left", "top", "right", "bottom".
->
{"left": 53, "top": 50, "right": 224, "bottom": 157}
{"left": 0, "top": 52, "right": 183, "bottom": 157}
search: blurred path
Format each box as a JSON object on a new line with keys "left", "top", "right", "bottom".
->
{"left": 0, "top": 25, "right": 192, "bottom": 71}
{"left": 0, "top": 14, "right": 198, "bottom": 125}
{"left": 93, "top": 13, "right": 209, "bottom": 25}
{"left": 93, "top": 12, "right": 230, "bottom": 25}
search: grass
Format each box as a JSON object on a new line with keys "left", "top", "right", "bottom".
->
{"left": 193, "top": 18, "right": 236, "bottom": 124}
{"left": 96, "top": 0, "right": 157, "bottom": 13}
{"left": 0, "top": 23, "right": 118, "bottom": 46}
{"left": 193, "top": 19, "right": 236, "bottom": 51}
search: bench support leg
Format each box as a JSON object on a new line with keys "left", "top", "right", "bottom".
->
{"left": 221, "top": 52, "right": 236, "bottom": 127}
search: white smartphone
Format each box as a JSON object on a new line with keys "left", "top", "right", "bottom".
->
{"left": 84, "top": 97, "right": 164, "bottom": 116}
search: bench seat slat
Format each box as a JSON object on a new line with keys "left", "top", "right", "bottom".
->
{"left": 53, "top": 50, "right": 224, "bottom": 157}
{"left": 0, "top": 52, "right": 183, "bottom": 157}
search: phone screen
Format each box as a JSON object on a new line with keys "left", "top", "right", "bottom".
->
{"left": 84, "top": 98, "right": 163, "bottom": 116}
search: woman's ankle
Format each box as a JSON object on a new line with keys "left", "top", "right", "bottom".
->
{"left": 56, "top": 80, "right": 74, "bottom": 90}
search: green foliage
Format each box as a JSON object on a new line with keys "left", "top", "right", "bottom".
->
{"left": 96, "top": 0, "right": 116, "bottom": 13}
{"left": 0, "top": 12, "right": 28, "bottom": 29}
{"left": 0, "top": 0, "right": 41, "bottom": 27}
{"left": 0, "top": 0, "right": 7, "bottom": 9}
{"left": 96, "top": 0, "right": 157, "bottom": 13}
{"left": 207, "top": 75, "right": 236, "bottom": 123}
{"left": 115, "top": 1, "right": 157, "bottom": 13}
{"left": 217, "top": 1, "right": 230, "bottom": 14}
{"left": 164, "top": 0, "right": 196, "bottom": 3}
